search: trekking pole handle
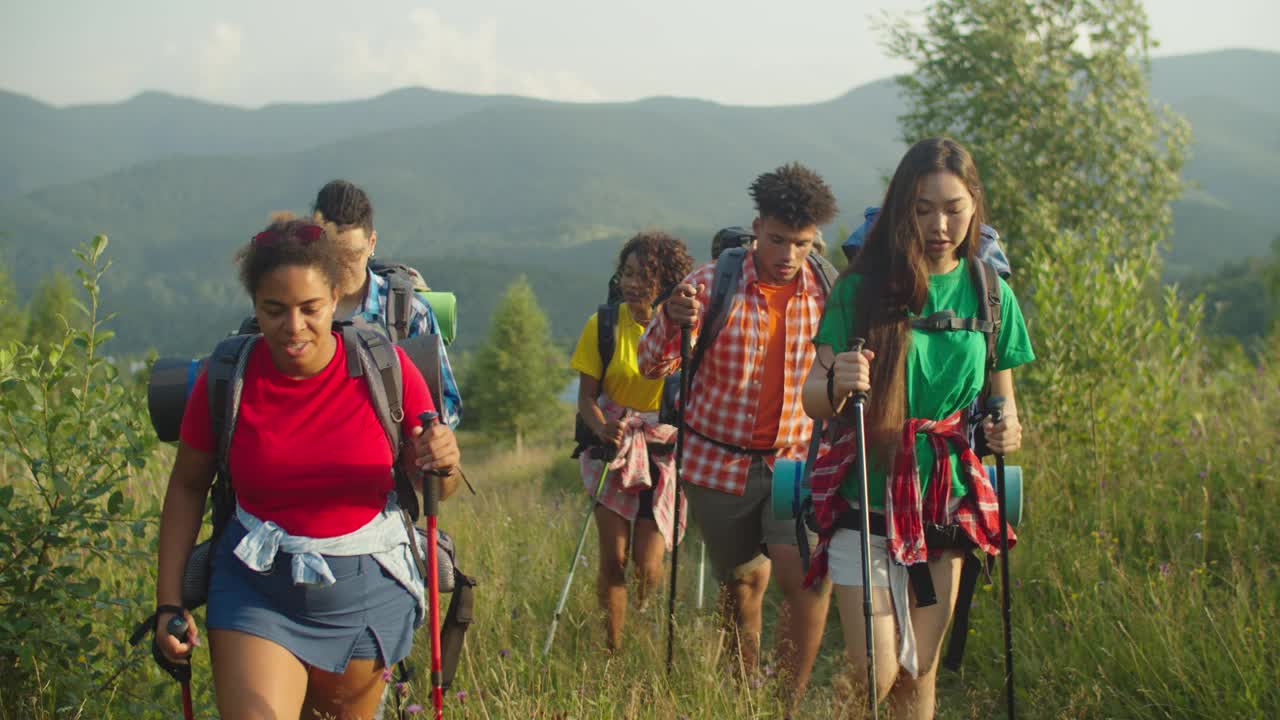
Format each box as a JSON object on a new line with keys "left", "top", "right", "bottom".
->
{"left": 987, "top": 395, "right": 1007, "bottom": 424}
{"left": 850, "top": 338, "right": 869, "bottom": 405}
{"left": 418, "top": 411, "right": 443, "bottom": 517}
{"left": 166, "top": 614, "right": 188, "bottom": 641}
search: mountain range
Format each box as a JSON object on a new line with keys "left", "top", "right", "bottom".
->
{"left": 1, "top": 48, "right": 1276, "bottom": 355}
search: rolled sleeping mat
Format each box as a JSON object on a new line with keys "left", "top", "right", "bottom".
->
{"left": 771, "top": 458, "right": 1024, "bottom": 527}
{"left": 421, "top": 291, "right": 457, "bottom": 347}
{"left": 147, "top": 357, "right": 209, "bottom": 442}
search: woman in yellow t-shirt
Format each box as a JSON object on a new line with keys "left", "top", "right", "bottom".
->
{"left": 569, "top": 231, "right": 694, "bottom": 650}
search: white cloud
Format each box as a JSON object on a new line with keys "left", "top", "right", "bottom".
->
{"left": 196, "top": 20, "right": 243, "bottom": 99}
{"left": 338, "top": 8, "right": 602, "bottom": 102}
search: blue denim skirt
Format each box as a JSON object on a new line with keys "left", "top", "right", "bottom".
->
{"left": 206, "top": 518, "right": 417, "bottom": 673}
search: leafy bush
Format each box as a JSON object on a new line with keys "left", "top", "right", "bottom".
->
{"left": 0, "top": 236, "right": 166, "bottom": 718}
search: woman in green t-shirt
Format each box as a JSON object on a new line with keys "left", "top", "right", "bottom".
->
{"left": 801, "top": 138, "right": 1035, "bottom": 719}
{"left": 568, "top": 231, "right": 693, "bottom": 650}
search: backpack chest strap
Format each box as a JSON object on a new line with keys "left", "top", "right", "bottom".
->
{"left": 911, "top": 310, "right": 996, "bottom": 334}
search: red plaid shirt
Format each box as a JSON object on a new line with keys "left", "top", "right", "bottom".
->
{"left": 638, "top": 251, "right": 826, "bottom": 495}
{"left": 803, "top": 408, "right": 1014, "bottom": 587}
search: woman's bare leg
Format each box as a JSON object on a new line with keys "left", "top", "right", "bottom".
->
{"left": 210, "top": 629, "right": 308, "bottom": 719}
{"left": 594, "top": 505, "right": 632, "bottom": 650}
{"left": 888, "top": 550, "right": 964, "bottom": 720}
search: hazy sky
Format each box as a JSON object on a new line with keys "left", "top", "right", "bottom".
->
{"left": 3, "top": 0, "right": 1277, "bottom": 108}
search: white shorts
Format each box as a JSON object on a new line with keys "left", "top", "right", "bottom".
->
{"left": 828, "top": 528, "right": 894, "bottom": 588}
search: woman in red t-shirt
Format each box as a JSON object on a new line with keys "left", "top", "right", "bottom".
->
{"left": 152, "top": 217, "right": 461, "bottom": 719}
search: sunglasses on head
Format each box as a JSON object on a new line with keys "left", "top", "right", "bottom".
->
{"left": 252, "top": 224, "right": 325, "bottom": 245}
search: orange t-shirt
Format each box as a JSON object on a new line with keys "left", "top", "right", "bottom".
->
{"left": 750, "top": 275, "right": 800, "bottom": 448}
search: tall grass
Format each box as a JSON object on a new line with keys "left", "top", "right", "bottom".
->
{"left": 3, "top": 255, "right": 1277, "bottom": 718}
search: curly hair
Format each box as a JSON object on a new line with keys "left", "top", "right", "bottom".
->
{"left": 313, "top": 179, "right": 374, "bottom": 234}
{"left": 235, "top": 214, "right": 347, "bottom": 298}
{"left": 615, "top": 231, "right": 694, "bottom": 305}
{"left": 749, "top": 162, "right": 839, "bottom": 228}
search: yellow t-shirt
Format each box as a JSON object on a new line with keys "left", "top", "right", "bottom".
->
{"left": 569, "top": 304, "right": 664, "bottom": 412}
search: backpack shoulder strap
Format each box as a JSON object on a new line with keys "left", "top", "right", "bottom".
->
{"left": 208, "top": 334, "right": 258, "bottom": 468}
{"left": 345, "top": 325, "right": 404, "bottom": 454}
{"left": 345, "top": 324, "right": 422, "bottom": 520}
{"left": 236, "top": 315, "right": 260, "bottom": 336}
{"left": 596, "top": 303, "right": 618, "bottom": 376}
{"left": 686, "top": 247, "right": 745, "bottom": 388}
{"left": 971, "top": 259, "right": 1002, "bottom": 397}
{"left": 370, "top": 261, "right": 430, "bottom": 343}
{"left": 207, "top": 333, "right": 257, "bottom": 535}
{"left": 806, "top": 252, "right": 839, "bottom": 295}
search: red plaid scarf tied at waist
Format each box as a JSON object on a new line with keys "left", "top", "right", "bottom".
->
{"left": 803, "top": 407, "right": 1014, "bottom": 588}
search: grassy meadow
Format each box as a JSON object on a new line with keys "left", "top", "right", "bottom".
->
{"left": 5, "top": 353, "right": 1277, "bottom": 719}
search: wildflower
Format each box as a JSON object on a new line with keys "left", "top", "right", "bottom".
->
{"left": 1159, "top": 562, "right": 1171, "bottom": 577}
{"left": 763, "top": 664, "right": 775, "bottom": 678}
{"left": 1192, "top": 532, "right": 1203, "bottom": 541}
{"left": 456, "top": 691, "right": 468, "bottom": 702}
{"left": 750, "top": 676, "right": 764, "bottom": 689}
{"left": 397, "top": 682, "right": 410, "bottom": 697}
{"left": 382, "top": 667, "right": 394, "bottom": 682}
{"left": 1198, "top": 470, "right": 1207, "bottom": 479}
{"left": 499, "top": 648, "right": 511, "bottom": 659}
{"left": 406, "top": 704, "right": 423, "bottom": 714}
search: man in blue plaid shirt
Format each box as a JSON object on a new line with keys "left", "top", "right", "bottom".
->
{"left": 314, "top": 180, "right": 462, "bottom": 428}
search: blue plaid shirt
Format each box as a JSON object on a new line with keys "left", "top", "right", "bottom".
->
{"left": 351, "top": 268, "right": 462, "bottom": 428}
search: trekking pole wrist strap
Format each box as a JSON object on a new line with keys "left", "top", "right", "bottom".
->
{"left": 154, "top": 604, "right": 186, "bottom": 621}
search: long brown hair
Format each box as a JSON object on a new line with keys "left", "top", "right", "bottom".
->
{"left": 844, "top": 137, "right": 987, "bottom": 461}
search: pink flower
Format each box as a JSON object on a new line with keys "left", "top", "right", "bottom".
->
{"left": 456, "top": 690, "right": 468, "bottom": 702}
{"left": 381, "top": 668, "right": 394, "bottom": 682}
{"left": 406, "top": 705, "right": 423, "bottom": 714}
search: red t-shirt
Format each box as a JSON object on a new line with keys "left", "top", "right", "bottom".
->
{"left": 180, "top": 332, "right": 435, "bottom": 537}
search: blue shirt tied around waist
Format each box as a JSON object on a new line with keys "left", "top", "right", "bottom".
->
{"left": 232, "top": 494, "right": 426, "bottom": 626}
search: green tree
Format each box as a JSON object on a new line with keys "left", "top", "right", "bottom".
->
{"left": 882, "top": 0, "right": 1197, "bottom": 440}
{"left": 23, "top": 270, "right": 80, "bottom": 347}
{"left": 885, "top": 0, "right": 1189, "bottom": 263}
{"left": 463, "top": 275, "right": 568, "bottom": 453}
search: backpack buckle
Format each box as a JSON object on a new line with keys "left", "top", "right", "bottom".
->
{"left": 911, "top": 310, "right": 957, "bottom": 331}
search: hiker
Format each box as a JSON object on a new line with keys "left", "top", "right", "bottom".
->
{"left": 312, "top": 179, "right": 462, "bottom": 428}
{"left": 638, "top": 163, "right": 839, "bottom": 705}
{"left": 570, "top": 231, "right": 695, "bottom": 650}
{"left": 152, "top": 217, "right": 461, "bottom": 718}
{"left": 801, "top": 137, "right": 1035, "bottom": 719}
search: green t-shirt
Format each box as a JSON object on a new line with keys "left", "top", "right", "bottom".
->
{"left": 812, "top": 259, "right": 1036, "bottom": 508}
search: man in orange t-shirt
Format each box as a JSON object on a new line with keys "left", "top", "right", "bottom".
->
{"left": 639, "top": 163, "right": 837, "bottom": 708}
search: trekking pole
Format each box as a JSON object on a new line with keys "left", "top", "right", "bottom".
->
{"left": 418, "top": 412, "right": 446, "bottom": 720}
{"left": 695, "top": 541, "right": 707, "bottom": 610}
{"left": 165, "top": 615, "right": 195, "bottom": 720}
{"left": 665, "top": 323, "right": 692, "bottom": 675}
{"left": 987, "top": 396, "right": 1015, "bottom": 720}
{"left": 849, "top": 338, "right": 878, "bottom": 720}
{"left": 542, "top": 444, "right": 616, "bottom": 656}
